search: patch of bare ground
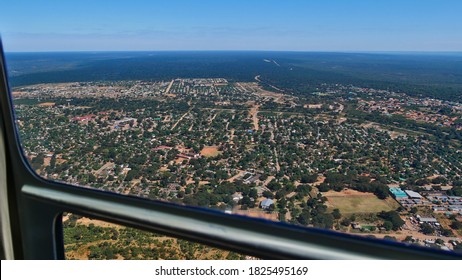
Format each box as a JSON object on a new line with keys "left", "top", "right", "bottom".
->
{"left": 234, "top": 209, "right": 278, "bottom": 222}
{"left": 38, "top": 102, "right": 55, "bottom": 107}
{"left": 200, "top": 146, "right": 221, "bottom": 157}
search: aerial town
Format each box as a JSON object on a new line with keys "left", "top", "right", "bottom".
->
{"left": 12, "top": 78, "right": 462, "bottom": 253}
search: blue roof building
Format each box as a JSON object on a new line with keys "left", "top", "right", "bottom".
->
{"left": 389, "top": 187, "right": 408, "bottom": 199}
{"left": 261, "top": 198, "right": 274, "bottom": 209}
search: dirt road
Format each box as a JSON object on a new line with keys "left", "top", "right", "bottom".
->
{"left": 250, "top": 105, "right": 259, "bottom": 131}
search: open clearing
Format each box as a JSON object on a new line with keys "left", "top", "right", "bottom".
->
{"left": 235, "top": 209, "right": 278, "bottom": 222}
{"left": 324, "top": 189, "right": 399, "bottom": 214}
{"left": 38, "top": 102, "right": 55, "bottom": 107}
{"left": 200, "top": 146, "right": 221, "bottom": 157}
{"left": 249, "top": 105, "right": 259, "bottom": 131}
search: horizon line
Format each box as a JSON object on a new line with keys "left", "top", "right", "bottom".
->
{"left": 5, "top": 50, "right": 462, "bottom": 54}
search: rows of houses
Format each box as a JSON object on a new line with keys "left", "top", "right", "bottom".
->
{"left": 389, "top": 187, "right": 462, "bottom": 214}
{"left": 389, "top": 187, "right": 432, "bottom": 207}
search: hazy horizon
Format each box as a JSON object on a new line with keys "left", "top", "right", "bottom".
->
{"left": 4, "top": 50, "right": 462, "bottom": 55}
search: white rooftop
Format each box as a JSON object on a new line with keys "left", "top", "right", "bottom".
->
{"left": 405, "top": 190, "right": 423, "bottom": 199}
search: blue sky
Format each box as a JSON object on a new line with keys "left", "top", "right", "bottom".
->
{"left": 1, "top": 0, "right": 461, "bottom": 52}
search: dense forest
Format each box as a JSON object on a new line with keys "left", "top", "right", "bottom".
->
{"left": 6, "top": 51, "right": 462, "bottom": 101}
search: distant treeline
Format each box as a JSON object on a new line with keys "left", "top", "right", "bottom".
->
{"left": 7, "top": 51, "right": 462, "bottom": 102}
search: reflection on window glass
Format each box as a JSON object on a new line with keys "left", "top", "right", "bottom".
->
{"left": 63, "top": 213, "right": 248, "bottom": 260}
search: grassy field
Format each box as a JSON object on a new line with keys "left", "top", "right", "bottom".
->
{"left": 325, "top": 191, "right": 399, "bottom": 214}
